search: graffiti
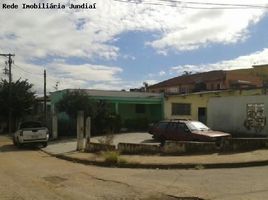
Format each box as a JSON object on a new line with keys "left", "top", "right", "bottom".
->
{"left": 244, "top": 103, "right": 266, "bottom": 133}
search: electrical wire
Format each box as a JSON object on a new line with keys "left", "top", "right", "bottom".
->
{"left": 114, "top": 0, "right": 268, "bottom": 9}
{"left": 158, "top": 0, "right": 268, "bottom": 8}
{"left": 13, "top": 63, "right": 58, "bottom": 83}
{"left": 13, "top": 63, "right": 43, "bottom": 76}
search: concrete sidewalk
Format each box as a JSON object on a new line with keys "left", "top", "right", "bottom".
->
{"left": 42, "top": 137, "right": 268, "bottom": 169}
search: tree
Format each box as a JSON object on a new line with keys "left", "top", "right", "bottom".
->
{"left": 56, "top": 90, "right": 120, "bottom": 135}
{"left": 56, "top": 90, "right": 94, "bottom": 119}
{"left": 0, "top": 79, "right": 36, "bottom": 130}
{"left": 193, "top": 82, "right": 207, "bottom": 92}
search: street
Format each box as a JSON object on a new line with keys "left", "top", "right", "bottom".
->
{"left": 1, "top": 135, "right": 268, "bottom": 200}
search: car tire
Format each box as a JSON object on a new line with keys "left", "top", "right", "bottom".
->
{"left": 42, "top": 142, "right": 48, "bottom": 148}
{"left": 159, "top": 136, "right": 166, "bottom": 147}
{"left": 17, "top": 141, "right": 23, "bottom": 148}
{"left": 12, "top": 137, "right": 17, "bottom": 146}
{"left": 14, "top": 137, "right": 23, "bottom": 148}
{"left": 215, "top": 138, "right": 224, "bottom": 149}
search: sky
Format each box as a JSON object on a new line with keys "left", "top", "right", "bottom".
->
{"left": 0, "top": 0, "right": 268, "bottom": 95}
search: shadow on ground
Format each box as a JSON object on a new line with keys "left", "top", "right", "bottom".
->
{"left": 0, "top": 144, "right": 40, "bottom": 153}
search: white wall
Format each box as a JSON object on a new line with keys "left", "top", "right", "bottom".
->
{"left": 208, "top": 95, "right": 268, "bottom": 136}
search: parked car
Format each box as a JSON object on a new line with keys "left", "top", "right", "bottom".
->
{"left": 148, "top": 119, "right": 231, "bottom": 143}
{"left": 13, "top": 121, "right": 49, "bottom": 148}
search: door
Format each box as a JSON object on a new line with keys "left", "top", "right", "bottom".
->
{"left": 198, "top": 107, "right": 207, "bottom": 124}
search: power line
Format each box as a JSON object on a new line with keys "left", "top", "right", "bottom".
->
{"left": 13, "top": 63, "right": 43, "bottom": 76}
{"left": 13, "top": 63, "right": 59, "bottom": 84}
{"left": 158, "top": 0, "right": 268, "bottom": 8}
{"left": 114, "top": 0, "right": 268, "bottom": 9}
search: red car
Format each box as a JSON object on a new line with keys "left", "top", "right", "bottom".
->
{"left": 149, "top": 119, "right": 231, "bottom": 143}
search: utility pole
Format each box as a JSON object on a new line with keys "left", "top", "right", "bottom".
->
{"left": 44, "top": 69, "right": 47, "bottom": 125}
{"left": 0, "top": 53, "right": 15, "bottom": 135}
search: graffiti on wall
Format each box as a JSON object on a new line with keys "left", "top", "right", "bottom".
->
{"left": 244, "top": 103, "right": 266, "bottom": 133}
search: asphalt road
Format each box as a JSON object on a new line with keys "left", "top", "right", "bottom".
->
{"left": 1, "top": 135, "right": 268, "bottom": 200}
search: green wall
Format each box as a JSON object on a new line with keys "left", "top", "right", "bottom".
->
{"left": 50, "top": 89, "right": 163, "bottom": 134}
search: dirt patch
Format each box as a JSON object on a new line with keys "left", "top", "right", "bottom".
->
{"left": 43, "top": 176, "right": 68, "bottom": 184}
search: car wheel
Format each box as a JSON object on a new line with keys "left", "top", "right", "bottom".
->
{"left": 17, "top": 141, "right": 23, "bottom": 148}
{"left": 215, "top": 138, "right": 224, "bottom": 149}
{"left": 42, "top": 142, "right": 48, "bottom": 148}
{"left": 12, "top": 137, "right": 17, "bottom": 146}
{"left": 14, "top": 137, "right": 23, "bottom": 148}
{"left": 159, "top": 136, "right": 166, "bottom": 147}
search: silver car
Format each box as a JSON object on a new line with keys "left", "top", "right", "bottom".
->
{"left": 13, "top": 121, "right": 49, "bottom": 148}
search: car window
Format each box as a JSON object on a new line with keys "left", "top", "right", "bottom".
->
{"left": 177, "top": 123, "right": 188, "bottom": 132}
{"left": 158, "top": 122, "right": 168, "bottom": 130}
{"left": 20, "top": 122, "right": 42, "bottom": 129}
{"left": 187, "top": 121, "right": 210, "bottom": 131}
{"left": 167, "top": 122, "right": 177, "bottom": 131}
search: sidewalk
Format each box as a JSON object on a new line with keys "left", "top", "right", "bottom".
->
{"left": 42, "top": 138, "right": 268, "bottom": 169}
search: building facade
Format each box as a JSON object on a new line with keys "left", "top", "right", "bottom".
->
{"left": 164, "top": 88, "right": 267, "bottom": 125}
{"left": 149, "top": 65, "right": 268, "bottom": 94}
{"left": 50, "top": 89, "right": 164, "bottom": 136}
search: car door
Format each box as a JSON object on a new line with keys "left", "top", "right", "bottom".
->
{"left": 165, "top": 122, "right": 176, "bottom": 140}
{"left": 153, "top": 122, "right": 168, "bottom": 138}
{"left": 174, "top": 122, "right": 190, "bottom": 141}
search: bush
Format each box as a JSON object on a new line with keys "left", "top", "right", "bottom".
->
{"left": 102, "top": 151, "right": 120, "bottom": 164}
{"left": 101, "top": 151, "right": 127, "bottom": 165}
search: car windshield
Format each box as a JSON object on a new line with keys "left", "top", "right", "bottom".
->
{"left": 20, "top": 122, "right": 43, "bottom": 129}
{"left": 186, "top": 121, "right": 210, "bottom": 131}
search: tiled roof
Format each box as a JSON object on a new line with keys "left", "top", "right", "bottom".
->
{"left": 67, "top": 89, "right": 162, "bottom": 99}
{"left": 149, "top": 70, "right": 226, "bottom": 89}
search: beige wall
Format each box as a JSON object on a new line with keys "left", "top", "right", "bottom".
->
{"left": 164, "top": 88, "right": 265, "bottom": 121}
{"left": 164, "top": 93, "right": 219, "bottom": 120}
{"left": 208, "top": 95, "right": 268, "bottom": 136}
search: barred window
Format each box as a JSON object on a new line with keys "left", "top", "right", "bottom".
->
{"left": 171, "top": 103, "right": 191, "bottom": 115}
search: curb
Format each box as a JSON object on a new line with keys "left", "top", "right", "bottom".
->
{"left": 41, "top": 150, "right": 268, "bottom": 170}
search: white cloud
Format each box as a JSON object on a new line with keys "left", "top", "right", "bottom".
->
{"left": 1, "top": 0, "right": 267, "bottom": 60}
{"left": 0, "top": 57, "right": 123, "bottom": 95}
{"left": 158, "top": 70, "right": 166, "bottom": 76}
{"left": 1, "top": 0, "right": 268, "bottom": 93}
{"left": 170, "top": 48, "right": 268, "bottom": 75}
{"left": 149, "top": 3, "right": 267, "bottom": 53}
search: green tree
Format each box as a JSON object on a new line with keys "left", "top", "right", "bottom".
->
{"left": 0, "top": 79, "right": 36, "bottom": 130}
{"left": 56, "top": 90, "right": 94, "bottom": 119}
{"left": 56, "top": 90, "right": 121, "bottom": 135}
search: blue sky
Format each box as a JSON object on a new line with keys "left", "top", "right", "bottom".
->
{"left": 0, "top": 0, "right": 268, "bottom": 94}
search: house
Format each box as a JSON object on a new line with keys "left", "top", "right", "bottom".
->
{"left": 50, "top": 89, "right": 164, "bottom": 136}
{"left": 164, "top": 88, "right": 267, "bottom": 124}
{"left": 149, "top": 64, "right": 268, "bottom": 94}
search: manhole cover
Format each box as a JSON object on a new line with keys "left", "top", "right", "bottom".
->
{"left": 43, "top": 176, "right": 67, "bottom": 184}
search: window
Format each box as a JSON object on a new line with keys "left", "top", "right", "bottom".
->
{"left": 158, "top": 122, "right": 168, "bottom": 130}
{"left": 171, "top": 103, "right": 191, "bottom": 115}
{"left": 135, "top": 104, "right": 146, "bottom": 114}
{"left": 167, "top": 122, "right": 177, "bottom": 131}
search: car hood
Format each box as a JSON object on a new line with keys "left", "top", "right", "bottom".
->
{"left": 192, "top": 130, "right": 231, "bottom": 138}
